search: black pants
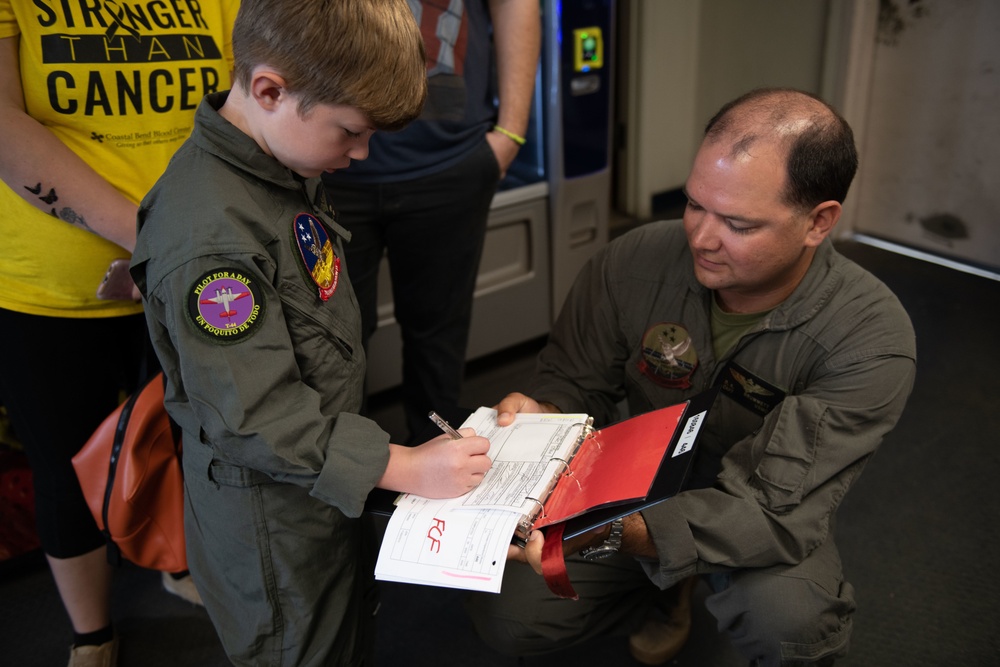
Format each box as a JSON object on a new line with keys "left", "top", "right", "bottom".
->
{"left": 0, "top": 307, "right": 153, "bottom": 557}
{"left": 324, "top": 139, "right": 500, "bottom": 442}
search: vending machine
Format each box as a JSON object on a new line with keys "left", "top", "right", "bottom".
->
{"left": 366, "top": 0, "right": 616, "bottom": 393}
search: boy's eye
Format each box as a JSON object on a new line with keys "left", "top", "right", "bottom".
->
{"left": 344, "top": 128, "right": 362, "bottom": 139}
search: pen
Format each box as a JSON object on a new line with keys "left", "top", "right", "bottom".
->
{"left": 428, "top": 411, "right": 463, "bottom": 439}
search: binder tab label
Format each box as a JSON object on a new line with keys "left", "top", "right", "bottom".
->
{"left": 673, "top": 410, "right": 707, "bottom": 458}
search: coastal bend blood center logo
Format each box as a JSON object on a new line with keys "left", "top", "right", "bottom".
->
{"left": 187, "top": 269, "right": 264, "bottom": 343}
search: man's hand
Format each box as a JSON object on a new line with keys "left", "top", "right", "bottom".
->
{"left": 493, "top": 391, "right": 559, "bottom": 426}
{"left": 507, "top": 530, "right": 544, "bottom": 574}
{"left": 506, "top": 523, "right": 613, "bottom": 575}
{"left": 485, "top": 130, "right": 520, "bottom": 180}
{"left": 96, "top": 258, "right": 141, "bottom": 301}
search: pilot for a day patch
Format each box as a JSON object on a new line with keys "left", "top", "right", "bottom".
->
{"left": 187, "top": 269, "right": 264, "bottom": 343}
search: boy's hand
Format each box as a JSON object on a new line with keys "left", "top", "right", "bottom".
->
{"left": 381, "top": 430, "right": 491, "bottom": 499}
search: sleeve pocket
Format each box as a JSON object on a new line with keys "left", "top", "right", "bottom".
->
{"left": 752, "top": 400, "right": 824, "bottom": 512}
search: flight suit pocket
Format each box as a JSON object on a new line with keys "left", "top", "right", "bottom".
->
{"left": 752, "top": 400, "right": 824, "bottom": 512}
{"left": 279, "top": 279, "right": 364, "bottom": 401}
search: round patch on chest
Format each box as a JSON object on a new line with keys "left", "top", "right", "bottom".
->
{"left": 637, "top": 322, "right": 699, "bottom": 389}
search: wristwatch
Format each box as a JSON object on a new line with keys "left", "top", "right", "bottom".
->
{"left": 580, "top": 518, "right": 624, "bottom": 561}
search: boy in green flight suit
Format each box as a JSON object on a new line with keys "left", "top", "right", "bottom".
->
{"left": 131, "top": 2, "right": 493, "bottom": 665}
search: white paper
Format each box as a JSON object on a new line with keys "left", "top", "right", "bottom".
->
{"left": 374, "top": 408, "right": 588, "bottom": 593}
{"left": 447, "top": 407, "right": 590, "bottom": 513}
{"left": 374, "top": 493, "right": 522, "bottom": 594}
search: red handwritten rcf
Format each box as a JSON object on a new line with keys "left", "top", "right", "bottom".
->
{"left": 426, "top": 517, "right": 445, "bottom": 553}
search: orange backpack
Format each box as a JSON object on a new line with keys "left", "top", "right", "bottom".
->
{"left": 72, "top": 372, "right": 187, "bottom": 572}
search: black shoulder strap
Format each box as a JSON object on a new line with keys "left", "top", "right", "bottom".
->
{"left": 100, "top": 373, "right": 157, "bottom": 566}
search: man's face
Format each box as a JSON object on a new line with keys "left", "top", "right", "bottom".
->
{"left": 682, "top": 138, "right": 820, "bottom": 313}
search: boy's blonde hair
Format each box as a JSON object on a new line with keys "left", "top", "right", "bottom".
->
{"left": 232, "top": 0, "right": 427, "bottom": 131}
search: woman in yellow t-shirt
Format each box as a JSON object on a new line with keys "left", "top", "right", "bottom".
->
{"left": 0, "top": 2, "right": 237, "bottom": 665}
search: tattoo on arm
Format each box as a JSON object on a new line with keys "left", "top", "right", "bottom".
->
{"left": 23, "top": 182, "right": 92, "bottom": 232}
{"left": 24, "top": 182, "right": 55, "bottom": 203}
{"left": 58, "top": 207, "right": 92, "bottom": 231}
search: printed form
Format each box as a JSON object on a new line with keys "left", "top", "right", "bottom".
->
{"left": 375, "top": 494, "right": 521, "bottom": 593}
{"left": 375, "top": 396, "right": 714, "bottom": 592}
{"left": 374, "top": 408, "right": 588, "bottom": 593}
{"left": 457, "top": 408, "right": 590, "bottom": 513}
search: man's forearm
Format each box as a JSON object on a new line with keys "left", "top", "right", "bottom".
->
{"left": 488, "top": 0, "right": 541, "bottom": 137}
{"left": 622, "top": 512, "right": 658, "bottom": 558}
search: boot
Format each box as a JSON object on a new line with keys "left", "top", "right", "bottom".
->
{"left": 628, "top": 575, "right": 698, "bottom": 665}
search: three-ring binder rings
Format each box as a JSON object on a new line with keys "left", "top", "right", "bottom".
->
{"left": 373, "top": 390, "right": 717, "bottom": 593}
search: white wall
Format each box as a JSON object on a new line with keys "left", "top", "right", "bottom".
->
{"left": 617, "top": 0, "right": 830, "bottom": 220}
{"left": 846, "top": 0, "right": 1000, "bottom": 271}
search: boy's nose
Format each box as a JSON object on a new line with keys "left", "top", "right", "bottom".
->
{"left": 347, "top": 140, "right": 370, "bottom": 161}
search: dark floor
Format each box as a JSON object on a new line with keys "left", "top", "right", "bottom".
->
{"left": 2, "top": 236, "right": 999, "bottom": 666}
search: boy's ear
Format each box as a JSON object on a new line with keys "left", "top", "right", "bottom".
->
{"left": 249, "top": 70, "right": 289, "bottom": 111}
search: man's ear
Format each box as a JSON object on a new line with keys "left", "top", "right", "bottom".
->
{"left": 805, "top": 200, "right": 842, "bottom": 247}
{"left": 248, "top": 69, "right": 289, "bottom": 112}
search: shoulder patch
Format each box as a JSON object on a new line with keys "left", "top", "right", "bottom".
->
{"left": 187, "top": 269, "right": 265, "bottom": 343}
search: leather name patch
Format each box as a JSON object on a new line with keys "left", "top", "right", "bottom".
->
{"left": 717, "top": 361, "right": 785, "bottom": 417}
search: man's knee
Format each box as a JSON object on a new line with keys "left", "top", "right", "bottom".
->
{"left": 465, "top": 555, "right": 661, "bottom": 657}
{"left": 465, "top": 593, "right": 566, "bottom": 656}
{"left": 466, "top": 609, "right": 541, "bottom": 656}
{"left": 706, "top": 571, "right": 855, "bottom": 666}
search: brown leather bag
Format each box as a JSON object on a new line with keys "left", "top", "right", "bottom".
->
{"left": 72, "top": 372, "right": 187, "bottom": 572}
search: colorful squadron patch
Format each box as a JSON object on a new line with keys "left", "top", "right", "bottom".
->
{"left": 187, "top": 269, "right": 264, "bottom": 343}
{"left": 637, "top": 322, "right": 699, "bottom": 389}
{"left": 293, "top": 212, "right": 340, "bottom": 301}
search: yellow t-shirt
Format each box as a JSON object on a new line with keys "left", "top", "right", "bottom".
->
{"left": 0, "top": 0, "right": 237, "bottom": 317}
